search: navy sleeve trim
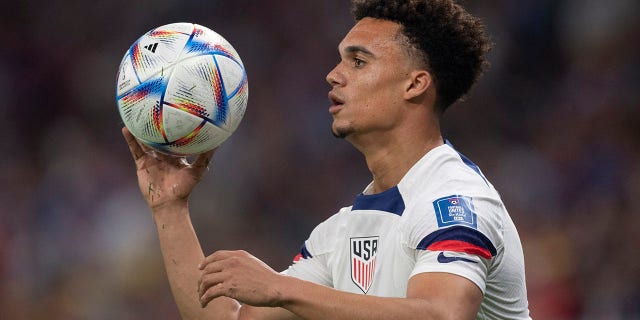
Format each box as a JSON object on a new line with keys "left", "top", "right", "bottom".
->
{"left": 416, "top": 226, "right": 497, "bottom": 259}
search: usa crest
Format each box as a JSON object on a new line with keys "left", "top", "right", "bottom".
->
{"left": 350, "top": 236, "right": 378, "bottom": 293}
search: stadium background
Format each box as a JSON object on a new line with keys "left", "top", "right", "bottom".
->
{"left": 1, "top": 0, "right": 639, "bottom": 319}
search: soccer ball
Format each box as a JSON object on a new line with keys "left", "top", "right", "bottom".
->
{"left": 116, "top": 22, "right": 248, "bottom": 155}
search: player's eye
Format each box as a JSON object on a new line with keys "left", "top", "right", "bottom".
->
{"left": 354, "top": 58, "right": 366, "bottom": 68}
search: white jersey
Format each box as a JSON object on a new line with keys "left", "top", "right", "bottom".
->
{"left": 284, "top": 142, "right": 531, "bottom": 319}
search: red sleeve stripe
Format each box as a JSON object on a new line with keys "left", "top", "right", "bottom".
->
{"left": 292, "top": 243, "right": 313, "bottom": 263}
{"left": 417, "top": 226, "right": 497, "bottom": 259}
{"left": 427, "top": 240, "right": 492, "bottom": 259}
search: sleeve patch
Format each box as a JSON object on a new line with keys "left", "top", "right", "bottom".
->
{"left": 432, "top": 195, "right": 477, "bottom": 228}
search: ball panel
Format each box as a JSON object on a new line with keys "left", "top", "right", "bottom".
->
{"left": 181, "top": 24, "right": 239, "bottom": 60}
{"left": 162, "top": 106, "right": 206, "bottom": 142}
{"left": 151, "top": 22, "right": 195, "bottom": 36}
{"left": 128, "top": 24, "right": 193, "bottom": 83}
{"left": 225, "top": 83, "right": 249, "bottom": 132}
{"left": 215, "top": 55, "right": 245, "bottom": 99}
{"left": 156, "top": 121, "right": 231, "bottom": 155}
{"left": 116, "top": 54, "right": 138, "bottom": 96}
{"left": 214, "top": 54, "right": 247, "bottom": 131}
{"left": 162, "top": 55, "right": 218, "bottom": 125}
{"left": 117, "top": 75, "right": 170, "bottom": 143}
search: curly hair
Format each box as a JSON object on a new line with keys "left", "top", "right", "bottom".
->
{"left": 351, "top": 0, "right": 491, "bottom": 112}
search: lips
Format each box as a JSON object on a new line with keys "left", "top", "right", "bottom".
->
{"left": 328, "top": 91, "right": 345, "bottom": 114}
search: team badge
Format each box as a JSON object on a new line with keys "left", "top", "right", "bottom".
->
{"left": 350, "top": 236, "right": 378, "bottom": 293}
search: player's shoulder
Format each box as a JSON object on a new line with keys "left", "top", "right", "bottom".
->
{"left": 305, "top": 206, "right": 351, "bottom": 255}
{"left": 397, "top": 142, "right": 507, "bottom": 249}
{"left": 417, "top": 142, "right": 491, "bottom": 188}
{"left": 399, "top": 142, "right": 499, "bottom": 205}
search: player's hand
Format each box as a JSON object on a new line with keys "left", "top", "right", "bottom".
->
{"left": 122, "top": 127, "right": 216, "bottom": 211}
{"left": 197, "top": 250, "right": 288, "bottom": 308}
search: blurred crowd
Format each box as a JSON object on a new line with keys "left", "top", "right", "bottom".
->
{"left": 1, "top": 0, "right": 639, "bottom": 319}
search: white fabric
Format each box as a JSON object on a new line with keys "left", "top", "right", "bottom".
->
{"left": 284, "top": 143, "right": 531, "bottom": 319}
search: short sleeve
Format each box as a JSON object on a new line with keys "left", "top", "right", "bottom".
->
{"left": 411, "top": 229, "right": 492, "bottom": 293}
{"left": 281, "top": 211, "right": 344, "bottom": 287}
{"left": 406, "top": 194, "right": 504, "bottom": 293}
{"left": 282, "top": 242, "right": 332, "bottom": 286}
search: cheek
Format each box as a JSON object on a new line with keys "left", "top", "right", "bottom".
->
{"left": 353, "top": 96, "right": 400, "bottom": 127}
{"left": 358, "top": 84, "right": 401, "bottom": 113}
{"left": 348, "top": 69, "right": 405, "bottom": 114}
{"left": 363, "top": 70, "right": 404, "bottom": 98}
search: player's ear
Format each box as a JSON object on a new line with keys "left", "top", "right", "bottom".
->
{"left": 404, "top": 70, "right": 432, "bottom": 101}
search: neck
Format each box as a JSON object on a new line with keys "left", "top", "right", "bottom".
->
{"left": 350, "top": 125, "right": 443, "bottom": 194}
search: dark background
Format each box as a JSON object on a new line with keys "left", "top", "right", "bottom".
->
{"left": 1, "top": 0, "right": 639, "bottom": 319}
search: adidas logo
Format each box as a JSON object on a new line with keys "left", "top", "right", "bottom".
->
{"left": 144, "top": 43, "right": 159, "bottom": 53}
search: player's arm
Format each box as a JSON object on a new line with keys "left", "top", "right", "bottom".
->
{"left": 122, "top": 128, "right": 240, "bottom": 319}
{"left": 124, "top": 128, "right": 302, "bottom": 320}
{"left": 284, "top": 272, "right": 482, "bottom": 320}
{"left": 199, "top": 250, "right": 482, "bottom": 320}
{"left": 287, "top": 271, "right": 482, "bottom": 320}
{"left": 152, "top": 202, "right": 241, "bottom": 319}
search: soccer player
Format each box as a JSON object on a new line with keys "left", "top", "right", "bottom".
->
{"left": 123, "top": 0, "right": 531, "bottom": 319}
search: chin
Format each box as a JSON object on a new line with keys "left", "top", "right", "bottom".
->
{"left": 331, "top": 125, "right": 354, "bottom": 139}
{"left": 332, "top": 129, "right": 347, "bottom": 139}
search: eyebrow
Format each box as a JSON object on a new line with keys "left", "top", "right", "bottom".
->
{"left": 343, "top": 45, "right": 375, "bottom": 57}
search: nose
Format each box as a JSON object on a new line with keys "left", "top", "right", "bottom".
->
{"left": 326, "top": 64, "right": 343, "bottom": 87}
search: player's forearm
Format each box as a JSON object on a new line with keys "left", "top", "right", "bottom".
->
{"left": 153, "top": 201, "right": 240, "bottom": 320}
{"left": 278, "top": 277, "right": 446, "bottom": 320}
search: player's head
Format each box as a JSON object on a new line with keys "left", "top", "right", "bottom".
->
{"left": 327, "top": 17, "right": 428, "bottom": 140}
{"left": 351, "top": 0, "right": 492, "bottom": 113}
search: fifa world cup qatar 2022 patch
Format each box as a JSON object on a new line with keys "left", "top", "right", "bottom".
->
{"left": 433, "top": 195, "right": 478, "bottom": 229}
{"left": 350, "top": 236, "right": 378, "bottom": 294}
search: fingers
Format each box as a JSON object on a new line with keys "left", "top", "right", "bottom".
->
{"left": 123, "top": 127, "right": 217, "bottom": 172}
{"left": 197, "top": 250, "right": 279, "bottom": 308}
{"left": 197, "top": 250, "right": 244, "bottom": 299}
{"left": 123, "top": 127, "right": 177, "bottom": 167}
{"left": 198, "top": 252, "right": 230, "bottom": 308}
{"left": 198, "top": 267, "right": 224, "bottom": 305}
{"left": 199, "top": 250, "right": 245, "bottom": 270}
{"left": 199, "top": 275, "right": 229, "bottom": 308}
{"left": 192, "top": 148, "right": 216, "bottom": 172}
{"left": 197, "top": 252, "right": 247, "bottom": 308}
{"left": 153, "top": 149, "right": 187, "bottom": 167}
{"left": 122, "top": 127, "right": 146, "bottom": 162}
